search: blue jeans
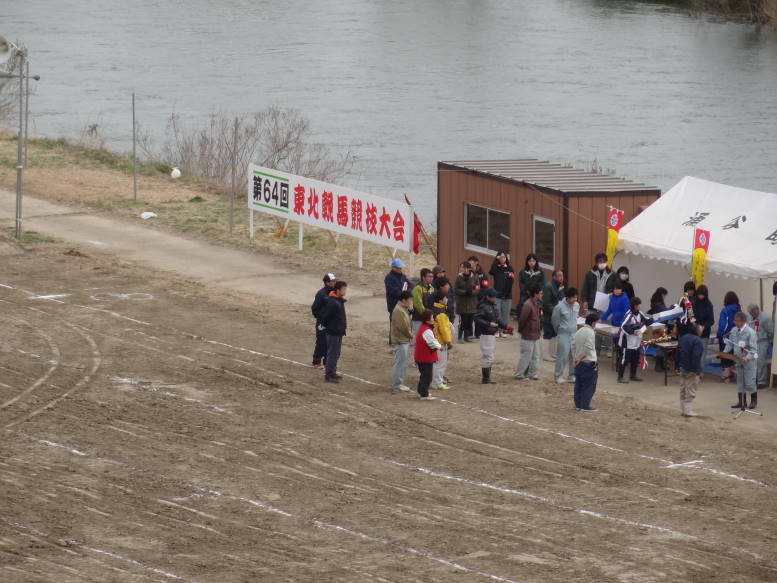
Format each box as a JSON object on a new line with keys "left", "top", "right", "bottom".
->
{"left": 391, "top": 343, "right": 410, "bottom": 389}
{"left": 573, "top": 361, "right": 598, "bottom": 409}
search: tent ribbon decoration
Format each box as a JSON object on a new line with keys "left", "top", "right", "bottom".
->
{"left": 691, "top": 228, "right": 710, "bottom": 286}
{"left": 606, "top": 207, "right": 624, "bottom": 268}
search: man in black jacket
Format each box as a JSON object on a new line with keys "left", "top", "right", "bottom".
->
{"left": 320, "top": 281, "right": 348, "bottom": 383}
{"left": 475, "top": 288, "right": 507, "bottom": 385}
{"left": 311, "top": 273, "right": 336, "bottom": 369}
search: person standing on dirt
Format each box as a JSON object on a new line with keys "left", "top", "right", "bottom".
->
{"left": 319, "top": 281, "right": 348, "bottom": 384}
{"left": 311, "top": 273, "right": 336, "bottom": 369}
{"left": 412, "top": 268, "right": 435, "bottom": 336}
{"left": 515, "top": 284, "right": 543, "bottom": 381}
{"left": 455, "top": 261, "right": 478, "bottom": 343}
{"left": 430, "top": 291, "right": 453, "bottom": 390}
{"left": 541, "top": 269, "right": 565, "bottom": 361}
{"left": 580, "top": 252, "right": 616, "bottom": 356}
{"left": 725, "top": 312, "right": 759, "bottom": 410}
{"left": 488, "top": 251, "right": 515, "bottom": 337}
{"left": 389, "top": 291, "right": 414, "bottom": 393}
{"left": 518, "top": 254, "right": 544, "bottom": 319}
{"left": 677, "top": 323, "right": 704, "bottom": 417}
{"left": 572, "top": 313, "right": 600, "bottom": 412}
{"left": 552, "top": 287, "right": 579, "bottom": 385}
{"left": 475, "top": 288, "right": 506, "bottom": 384}
{"left": 747, "top": 304, "right": 773, "bottom": 389}
{"left": 384, "top": 258, "right": 410, "bottom": 316}
{"left": 414, "top": 309, "right": 442, "bottom": 400}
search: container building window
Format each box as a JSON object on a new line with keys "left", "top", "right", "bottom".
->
{"left": 465, "top": 204, "right": 510, "bottom": 254}
{"left": 533, "top": 216, "right": 555, "bottom": 269}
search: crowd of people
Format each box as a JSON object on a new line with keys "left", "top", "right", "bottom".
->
{"left": 309, "top": 251, "right": 775, "bottom": 416}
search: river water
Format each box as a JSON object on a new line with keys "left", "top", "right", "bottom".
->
{"left": 5, "top": 0, "right": 777, "bottom": 221}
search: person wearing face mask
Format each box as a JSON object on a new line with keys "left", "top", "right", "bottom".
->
{"left": 615, "top": 266, "right": 635, "bottom": 299}
{"left": 580, "top": 253, "right": 616, "bottom": 356}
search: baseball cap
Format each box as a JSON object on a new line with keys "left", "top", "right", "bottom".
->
{"left": 484, "top": 288, "right": 498, "bottom": 297}
{"left": 390, "top": 258, "right": 405, "bottom": 268}
{"left": 323, "top": 273, "right": 336, "bottom": 283}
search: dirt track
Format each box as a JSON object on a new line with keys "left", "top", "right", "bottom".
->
{"left": 2, "top": 245, "right": 777, "bottom": 583}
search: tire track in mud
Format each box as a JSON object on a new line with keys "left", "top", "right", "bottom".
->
{"left": 3, "top": 286, "right": 777, "bottom": 580}
{"left": 0, "top": 318, "right": 61, "bottom": 412}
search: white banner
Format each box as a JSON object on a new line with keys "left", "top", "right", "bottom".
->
{"left": 248, "top": 165, "right": 412, "bottom": 251}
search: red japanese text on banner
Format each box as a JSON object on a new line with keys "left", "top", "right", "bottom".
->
{"left": 248, "top": 165, "right": 412, "bottom": 251}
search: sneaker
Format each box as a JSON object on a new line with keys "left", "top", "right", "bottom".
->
{"left": 432, "top": 384, "right": 451, "bottom": 390}
{"left": 391, "top": 385, "right": 411, "bottom": 393}
{"left": 617, "top": 378, "right": 629, "bottom": 384}
{"left": 312, "top": 362, "right": 323, "bottom": 369}
{"left": 580, "top": 407, "right": 598, "bottom": 412}
{"left": 324, "top": 376, "right": 340, "bottom": 384}
{"left": 681, "top": 412, "right": 698, "bottom": 417}
{"left": 419, "top": 395, "right": 437, "bottom": 401}
{"left": 529, "top": 375, "right": 540, "bottom": 381}
{"left": 556, "top": 378, "right": 565, "bottom": 385}
{"left": 567, "top": 377, "right": 576, "bottom": 383}
{"left": 629, "top": 377, "right": 643, "bottom": 382}
{"left": 514, "top": 375, "right": 526, "bottom": 380}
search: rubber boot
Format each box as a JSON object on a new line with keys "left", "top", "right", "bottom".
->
{"left": 482, "top": 368, "right": 496, "bottom": 385}
{"left": 731, "top": 393, "right": 744, "bottom": 409}
{"left": 748, "top": 392, "right": 758, "bottom": 409}
{"left": 654, "top": 357, "right": 665, "bottom": 373}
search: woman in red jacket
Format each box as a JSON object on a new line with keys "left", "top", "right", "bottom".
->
{"left": 414, "top": 310, "right": 442, "bottom": 400}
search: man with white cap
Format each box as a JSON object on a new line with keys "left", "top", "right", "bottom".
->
{"left": 311, "top": 273, "right": 336, "bottom": 369}
{"left": 384, "top": 258, "right": 410, "bottom": 317}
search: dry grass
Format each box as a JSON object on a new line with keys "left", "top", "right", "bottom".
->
{"left": 0, "top": 137, "right": 437, "bottom": 291}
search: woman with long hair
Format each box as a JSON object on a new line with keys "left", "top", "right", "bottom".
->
{"left": 517, "top": 253, "right": 544, "bottom": 320}
{"left": 717, "top": 291, "right": 741, "bottom": 382}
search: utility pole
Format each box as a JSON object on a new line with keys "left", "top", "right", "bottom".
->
{"left": 132, "top": 92, "right": 137, "bottom": 201}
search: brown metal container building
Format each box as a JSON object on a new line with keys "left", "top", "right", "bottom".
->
{"left": 437, "top": 159, "right": 660, "bottom": 305}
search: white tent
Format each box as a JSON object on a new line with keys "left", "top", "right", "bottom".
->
{"left": 614, "top": 176, "right": 776, "bottom": 381}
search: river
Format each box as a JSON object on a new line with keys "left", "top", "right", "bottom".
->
{"left": 5, "top": 0, "right": 777, "bottom": 222}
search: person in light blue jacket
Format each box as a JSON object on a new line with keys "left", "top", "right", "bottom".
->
{"left": 725, "top": 312, "right": 759, "bottom": 409}
{"left": 552, "top": 287, "right": 580, "bottom": 384}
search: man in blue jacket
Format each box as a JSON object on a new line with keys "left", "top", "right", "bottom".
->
{"left": 677, "top": 324, "right": 704, "bottom": 417}
{"left": 311, "top": 273, "right": 336, "bottom": 369}
{"left": 384, "top": 258, "right": 410, "bottom": 316}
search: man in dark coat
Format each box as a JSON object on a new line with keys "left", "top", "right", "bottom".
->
{"left": 677, "top": 324, "right": 704, "bottom": 417}
{"left": 384, "top": 258, "right": 410, "bottom": 316}
{"left": 320, "top": 281, "right": 348, "bottom": 383}
{"left": 311, "top": 273, "right": 336, "bottom": 369}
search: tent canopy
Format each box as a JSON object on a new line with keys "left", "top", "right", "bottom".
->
{"left": 617, "top": 176, "right": 777, "bottom": 279}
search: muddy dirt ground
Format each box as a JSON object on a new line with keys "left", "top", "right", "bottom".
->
{"left": 2, "top": 243, "right": 777, "bottom": 583}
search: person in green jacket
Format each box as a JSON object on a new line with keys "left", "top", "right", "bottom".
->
{"left": 411, "top": 268, "right": 435, "bottom": 337}
{"left": 541, "top": 269, "right": 565, "bottom": 361}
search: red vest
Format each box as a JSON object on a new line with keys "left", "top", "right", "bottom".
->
{"left": 414, "top": 323, "right": 439, "bottom": 363}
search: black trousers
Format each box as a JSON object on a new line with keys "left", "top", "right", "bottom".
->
{"left": 325, "top": 334, "right": 343, "bottom": 378}
{"left": 458, "top": 313, "right": 474, "bottom": 339}
{"left": 618, "top": 347, "right": 640, "bottom": 379}
{"left": 313, "top": 324, "right": 327, "bottom": 364}
{"left": 416, "top": 362, "right": 433, "bottom": 397}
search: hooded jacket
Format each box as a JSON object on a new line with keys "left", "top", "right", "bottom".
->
{"left": 489, "top": 262, "right": 516, "bottom": 300}
{"left": 717, "top": 303, "right": 741, "bottom": 339}
{"left": 432, "top": 302, "right": 453, "bottom": 345}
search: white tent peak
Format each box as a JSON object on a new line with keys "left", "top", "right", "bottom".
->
{"left": 617, "top": 176, "right": 777, "bottom": 279}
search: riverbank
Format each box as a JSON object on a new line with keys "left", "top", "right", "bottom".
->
{"left": 681, "top": 0, "right": 777, "bottom": 27}
{"left": 0, "top": 136, "right": 436, "bottom": 290}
